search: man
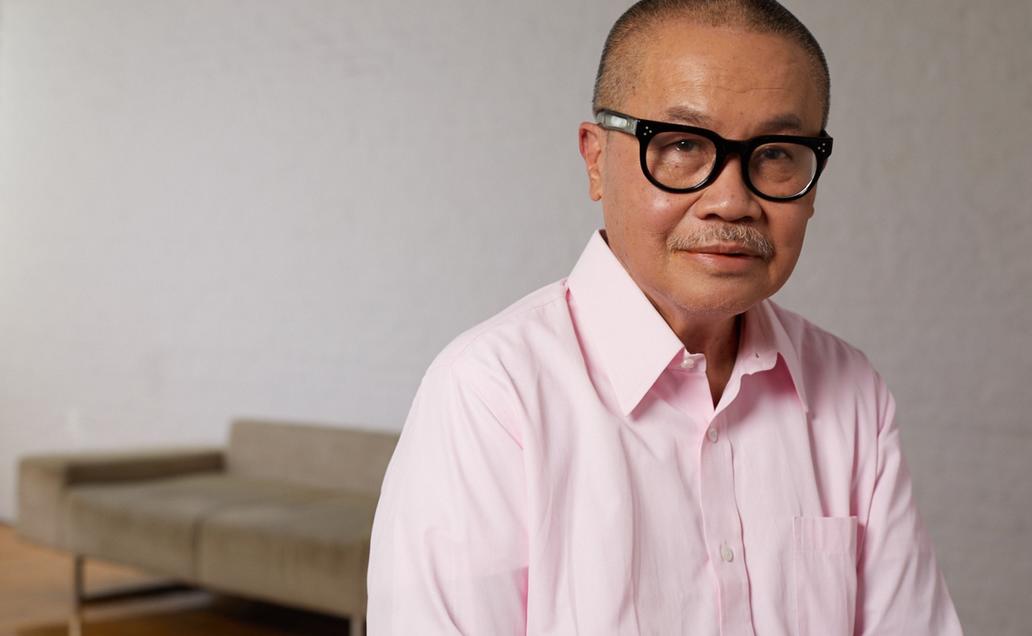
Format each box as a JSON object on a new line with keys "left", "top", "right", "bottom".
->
{"left": 367, "top": 1, "right": 963, "bottom": 634}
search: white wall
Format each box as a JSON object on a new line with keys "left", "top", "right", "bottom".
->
{"left": 0, "top": 0, "right": 610, "bottom": 474}
{"left": 1, "top": 1, "right": 1028, "bottom": 633}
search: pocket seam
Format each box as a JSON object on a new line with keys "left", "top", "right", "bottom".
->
{"left": 792, "top": 515, "right": 859, "bottom": 636}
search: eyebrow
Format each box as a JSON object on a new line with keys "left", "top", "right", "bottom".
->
{"left": 662, "top": 105, "right": 807, "bottom": 135}
{"left": 663, "top": 106, "right": 715, "bottom": 127}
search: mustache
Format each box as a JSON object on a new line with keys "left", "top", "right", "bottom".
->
{"left": 668, "top": 225, "right": 775, "bottom": 261}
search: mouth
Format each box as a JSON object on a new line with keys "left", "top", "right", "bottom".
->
{"left": 676, "top": 244, "right": 765, "bottom": 274}
{"left": 685, "top": 243, "right": 762, "bottom": 258}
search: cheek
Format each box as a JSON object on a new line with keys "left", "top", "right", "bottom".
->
{"left": 605, "top": 200, "right": 681, "bottom": 257}
{"left": 604, "top": 147, "right": 690, "bottom": 236}
{"left": 642, "top": 196, "right": 689, "bottom": 238}
{"left": 620, "top": 185, "right": 691, "bottom": 237}
{"left": 770, "top": 210, "right": 812, "bottom": 268}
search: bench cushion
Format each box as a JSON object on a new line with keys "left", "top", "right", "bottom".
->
{"left": 64, "top": 473, "right": 332, "bottom": 580}
{"left": 197, "top": 491, "right": 378, "bottom": 615}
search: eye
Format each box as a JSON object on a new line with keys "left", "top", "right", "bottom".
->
{"left": 674, "top": 139, "right": 702, "bottom": 152}
{"left": 758, "top": 146, "right": 790, "bottom": 161}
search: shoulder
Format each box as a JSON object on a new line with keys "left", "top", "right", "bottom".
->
{"left": 407, "top": 279, "right": 573, "bottom": 446}
{"left": 766, "top": 300, "right": 873, "bottom": 370}
{"left": 426, "top": 278, "right": 573, "bottom": 378}
{"left": 764, "top": 299, "right": 892, "bottom": 413}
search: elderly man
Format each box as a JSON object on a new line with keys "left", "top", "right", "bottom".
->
{"left": 367, "top": 1, "right": 963, "bottom": 634}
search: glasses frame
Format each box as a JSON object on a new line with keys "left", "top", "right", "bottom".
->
{"left": 594, "top": 109, "right": 834, "bottom": 202}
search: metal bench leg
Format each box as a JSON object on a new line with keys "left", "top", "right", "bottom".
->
{"left": 67, "top": 551, "right": 193, "bottom": 634}
{"left": 69, "top": 554, "right": 84, "bottom": 636}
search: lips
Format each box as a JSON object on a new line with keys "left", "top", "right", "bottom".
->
{"left": 678, "top": 248, "right": 761, "bottom": 274}
{"left": 685, "top": 243, "right": 761, "bottom": 257}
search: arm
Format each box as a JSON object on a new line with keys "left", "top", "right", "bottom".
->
{"left": 855, "top": 381, "right": 964, "bottom": 635}
{"left": 17, "top": 447, "right": 224, "bottom": 547}
{"left": 367, "top": 359, "right": 527, "bottom": 635}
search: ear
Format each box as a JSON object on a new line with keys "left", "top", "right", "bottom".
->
{"left": 578, "top": 122, "right": 606, "bottom": 201}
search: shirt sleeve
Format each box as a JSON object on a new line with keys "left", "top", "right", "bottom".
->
{"left": 855, "top": 379, "right": 964, "bottom": 635}
{"left": 367, "top": 358, "right": 528, "bottom": 635}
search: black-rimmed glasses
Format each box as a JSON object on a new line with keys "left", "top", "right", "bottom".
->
{"left": 595, "top": 109, "right": 833, "bottom": 201}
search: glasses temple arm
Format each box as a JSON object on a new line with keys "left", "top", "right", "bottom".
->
{"left": 595, "top": 110, "right": 638, "bottom": 135}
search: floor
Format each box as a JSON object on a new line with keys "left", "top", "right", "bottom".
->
{"left": 0, "top": 524, "right": 354, "bottom": 635}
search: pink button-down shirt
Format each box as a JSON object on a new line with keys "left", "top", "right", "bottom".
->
{"left": 367, "top": 229, "right": 963, "bottom": 635}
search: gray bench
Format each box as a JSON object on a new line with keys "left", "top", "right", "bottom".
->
{"left": 16, "top": 419, "right": 398, "bottom": 636}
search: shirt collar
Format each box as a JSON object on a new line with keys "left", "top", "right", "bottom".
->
{"left": 739, "top": 294, "right": 811, "bottom": 414}
{"left": 566, "top": 229, "right": 809, "bottom": 416}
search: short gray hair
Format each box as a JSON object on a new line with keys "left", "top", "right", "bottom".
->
{"left": 592, "top": 0, "right": 831, "bottom": 128}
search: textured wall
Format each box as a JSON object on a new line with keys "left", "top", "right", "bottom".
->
{"left": 776, "top": 4, "right": 1032, "bottom": 634}
{"left": 0, "top": 1, "right": 1028, "bottom": 633}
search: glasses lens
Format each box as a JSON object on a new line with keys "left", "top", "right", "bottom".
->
{"left": 748, "top": 142, "right": 818, "bottom": 199}
{"left": 645, "top": 131, "right": 717, "bottom": 190}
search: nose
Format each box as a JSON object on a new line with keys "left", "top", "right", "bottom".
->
{"left": 691, "top": 155, "right": 764, "bottom": 223}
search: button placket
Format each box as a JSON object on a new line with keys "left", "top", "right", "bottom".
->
{"left": 697, "top": 412, "right": 754, "bottom": 634}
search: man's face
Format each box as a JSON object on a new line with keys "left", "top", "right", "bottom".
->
{"left": 580, "top": 21, "right": 825, "bottom": 322}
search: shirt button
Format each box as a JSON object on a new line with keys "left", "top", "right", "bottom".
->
{"left": 721, "top": 545, "right": 734, "bottom": 563}
{"left": 680, "top": 356, "right": 696, "bottom": 369}
{"left": 707, "top": 427, "right": 719, "bottom": 443}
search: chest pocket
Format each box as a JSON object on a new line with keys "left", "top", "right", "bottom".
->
{"left": 793, "top": 516, "right": 858, "bottom": 635}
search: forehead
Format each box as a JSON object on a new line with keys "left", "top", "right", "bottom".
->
{"left": 628, "top": 20, "right": 823, "bottom": 136}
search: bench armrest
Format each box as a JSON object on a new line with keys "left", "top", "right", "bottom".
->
{"left": 16, "top": 447, "right": 225, "bottom": 548}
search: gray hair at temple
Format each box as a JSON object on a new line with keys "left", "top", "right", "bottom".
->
{"left": 592, "top": 0, "right": 832, "bottom": 129}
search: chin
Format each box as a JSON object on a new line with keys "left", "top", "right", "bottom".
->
{"left": 670, "top": 286, "right": 769, "bottom": 316}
